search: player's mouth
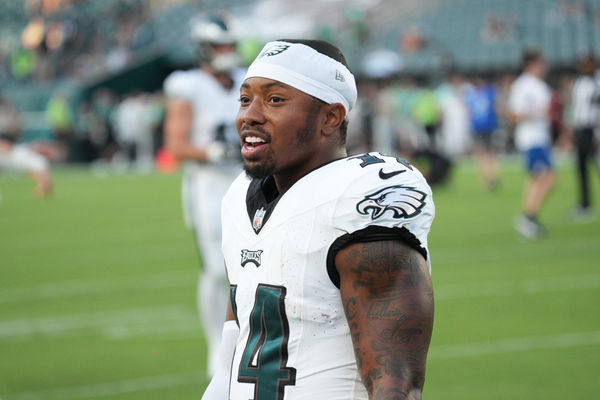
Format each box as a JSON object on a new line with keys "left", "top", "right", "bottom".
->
{"left": 241, "top": 132, "right": 269, "bottom": 158}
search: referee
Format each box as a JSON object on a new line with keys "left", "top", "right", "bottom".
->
{"left": 571, "top": 54, "right": 599, "bottom": 220}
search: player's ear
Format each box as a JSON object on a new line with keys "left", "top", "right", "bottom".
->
{"left": 321, "top": 103, "right": 346, "bottom": 137}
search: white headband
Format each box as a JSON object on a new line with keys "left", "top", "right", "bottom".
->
{"left": 245, "top": 41, "right": 357, "bottom": 114}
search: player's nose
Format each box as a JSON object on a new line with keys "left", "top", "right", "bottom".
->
{"left": 238, "top": 98, "right": 266, "bottom": 126}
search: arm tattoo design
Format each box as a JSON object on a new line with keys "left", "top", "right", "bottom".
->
{"left": 338, "top": 240, "right": 434, "bottom": 400}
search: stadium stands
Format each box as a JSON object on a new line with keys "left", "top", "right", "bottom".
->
{"left": 2, "top": 0, "right": 600, "bottom": 143}
{"left": 367, "top": 0, "right": 600, "bottom": 74}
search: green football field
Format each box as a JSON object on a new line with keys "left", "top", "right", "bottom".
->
{"left": 1, "top": 158, "right": 599, "bottom": 399}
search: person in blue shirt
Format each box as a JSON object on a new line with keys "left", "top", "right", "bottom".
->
{"left": 464, "top": 77, "right": 500, "bottom": 191}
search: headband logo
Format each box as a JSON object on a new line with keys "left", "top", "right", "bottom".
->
{"left": 335, "top": 70, "right": 345, "bottom": 82}
{"left": 259, "top": 44, "right": 290, "bottom": 58}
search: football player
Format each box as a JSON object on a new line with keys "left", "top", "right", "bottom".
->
{"left": 162, "top": 12, "right": 244, "bottom": 376}
{"left": 203, "top": 39, "right": 435, "bottom": 399}
{"left": 0, "top": 138, "right": 52, "bottom": 198}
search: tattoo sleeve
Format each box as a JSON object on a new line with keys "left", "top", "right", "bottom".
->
{"left": 336, "top": 240, "right": 434, "bottom": 400}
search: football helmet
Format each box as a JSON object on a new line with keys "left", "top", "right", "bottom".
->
{"left": 190, "top": 13, "right": 240, "bottom": 72}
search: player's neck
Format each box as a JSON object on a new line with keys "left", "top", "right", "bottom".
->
{"left": 273, "top": 147, "right": 347, "bottom": 194}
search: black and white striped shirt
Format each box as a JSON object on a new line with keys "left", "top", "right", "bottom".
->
{"left": 571, "top": 75, "right": 600, "bottom": 128}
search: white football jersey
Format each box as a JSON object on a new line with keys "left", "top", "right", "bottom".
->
{"left": 163, "top": 67, "right": 245, "bottom": 235}
{"left": 163, "top": 67, "right": 245, "bottom": 163}
{"left": 221, "top": 153, "right": 435, "bottom": 400}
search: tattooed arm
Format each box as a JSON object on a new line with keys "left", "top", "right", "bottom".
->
{"left": 336, "top": 240, "right": 434, "bottom": 400}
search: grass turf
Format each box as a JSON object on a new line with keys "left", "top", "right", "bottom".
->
{"left": 0, "top": 159, "right": 598, "bottom": 399}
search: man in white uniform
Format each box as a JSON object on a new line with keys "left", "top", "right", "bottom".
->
{"left": 162, "top": 13, "right": 244, "bottom": 376}
{"left": 508, "top": 50, "right": 556, "bottom": 239}
{"left": 0, "top": 138, "right": 52, "bottom": 197}
{"left": 203, "top": 39, "right": 435, "bottom": 400}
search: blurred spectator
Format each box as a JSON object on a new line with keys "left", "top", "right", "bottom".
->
{"left": 373, "top": 78, "right": 424, "bottom": 156}
{"left": 494, "top": 73, "right": 516, "bottom": 152}
{"left": 436, "top": 72, "right": 470, "bottom": 163}
{"left": 570, "top": 54, "right": 599, "bottom": 220}
{"left": 45, "top": 90, "right": 73, "bottom": 161}
{"left": 9, "top": 0, "right": 151, "bottom": 84}
{"left": 480, "top": 13, "right": 517, "bottom": 44}
{"left": 549, "top": 74, "right": 572, "bottom": 147}
{"left": 10, "top": 48, "right": 37, "bottom": 81}
{"left": 114, "top": 92, "right": 144, "bottom": 168}
{"left": 71, "top": 101, "right": 95, "bottom": 163}
{"left": 412, "top": 80, "right": 441, "bottom": 149}
{"left": 90, "top": 89, "right": 118, "bottom": 162}
{"left": 508, "top": 50, "right": 557, "bottom": 239}
{"left": 373, "top": 77, "right": 452, "bottom": 185}
{"left": 464, "top": 77, "right": 500, "bottom": 191}
{"left": 412, "top": 80, "right": 453, "bottom": 185}
{"left": 0, "top": 97, "right": 24, "bottom": 143}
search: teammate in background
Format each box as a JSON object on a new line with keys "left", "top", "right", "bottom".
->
{"left": 203, "top": 39, "right": 435, "bottom": 399}
{"left": 464, "top": 77, "right": 500, "bottom": 191}
{"left": 162, "top": 13, "right": 244, "bottom": 376}
{"left": 570, "top": 53, "right": 599, "bottom": 220}
{"left": 0, "top": 138, "right": 52, "bottom": 197}
{"left": 508, "top": 50, "right": 556, "bottom": 239}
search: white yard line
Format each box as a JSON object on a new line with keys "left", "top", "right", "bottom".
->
{"left": 0, "top": 273, "right": 598, "bottom": 342}
{"left": 3, "top": 330, "right": 599, "bottom": 399}
{"left": 435, "top": 273, "right": 600, "bottom": 300}
{"left": 0, "top": 305, "right": 199, "bottom": 341}
{"left": 0, "top": 271, "right": 193, "bottom": 304}
{"left": 431, "top": 330, "right": 600, "bottom": 359}
{"left": 3, "top": 371, "right": 205, "bottom": 400}
{"left": 1, "top": 268, "right": 598, "bottom": 306}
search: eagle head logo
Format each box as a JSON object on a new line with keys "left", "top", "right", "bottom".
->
{"left": 356, "top": 185, "right": 427, "bottom": 220}
{"left": 258, "top": 44, "right": 290, "bottom": 58}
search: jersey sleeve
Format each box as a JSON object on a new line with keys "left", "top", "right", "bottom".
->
{"left": 508, "top": 81, "right": 526, "bottom": 115}
{"left": 326, "top": 157, "right": 435, "bottom": 287}
{"left": 163, "top": 71, "right": 196, "bottom": 102}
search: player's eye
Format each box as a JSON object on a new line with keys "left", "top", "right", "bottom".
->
{"left": 269, "top": 96, "right": 285, "bottom": 104}
{"left": 239, "top": 96, "right": 251, "bottom": 105}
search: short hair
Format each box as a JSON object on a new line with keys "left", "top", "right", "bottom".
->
{"left": 522, "top": 49, "right": 543, "bottom": 69}
{"left": 276, "top": 39, "right": 350, "bottom": 68}
{"left": 339, "top": 118, "right": 349, "bottom": 144}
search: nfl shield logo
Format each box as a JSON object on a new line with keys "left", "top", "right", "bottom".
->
{"left": 253, "top": 207, "right": 266, "bottom": 232}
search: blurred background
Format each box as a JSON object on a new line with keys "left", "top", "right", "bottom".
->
{"left": 1, "top": 0, "right": 600, "bottom": 165}
{"left": 1, "top": 0, "right": 599, "bottom": 399}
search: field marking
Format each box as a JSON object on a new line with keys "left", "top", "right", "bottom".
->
{"left": 1, "top": 268, "right": 599, "bottom": 307}
{"left": 0, "top": 271, "right": 194, "bottom": 304}
{"left": 0, "top": 305, "right": 200, "bottom": 342}
{"left": 434, "top": 235, "right": 600, "bottom": 264}
{"left": 435, "top": 273, "right": 600, "bottom": 300}
{"left": 3, "top": 330, "right": 599, "bottom": 399}
{"left": 3, "top": 370, "right": 205, "bottom": 400}
{"left": 0, "top": 272, "right": 597, "bottom": 342}
{"left": 431, "top": 330, "right": 600, "bottom": 359}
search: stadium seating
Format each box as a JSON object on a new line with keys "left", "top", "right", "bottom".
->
{"left": 2, "top": 0, "right": 600, "bottom": 142}
{"left": 376, "top": 0, "right": 600, "bottom": 73}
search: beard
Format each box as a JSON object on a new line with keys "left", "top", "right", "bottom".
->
{"left": 243, "top": 150, "right": 275, "bottom": 180}
{"left": 243, "top": 101, "right": 321, "bottom": 180}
